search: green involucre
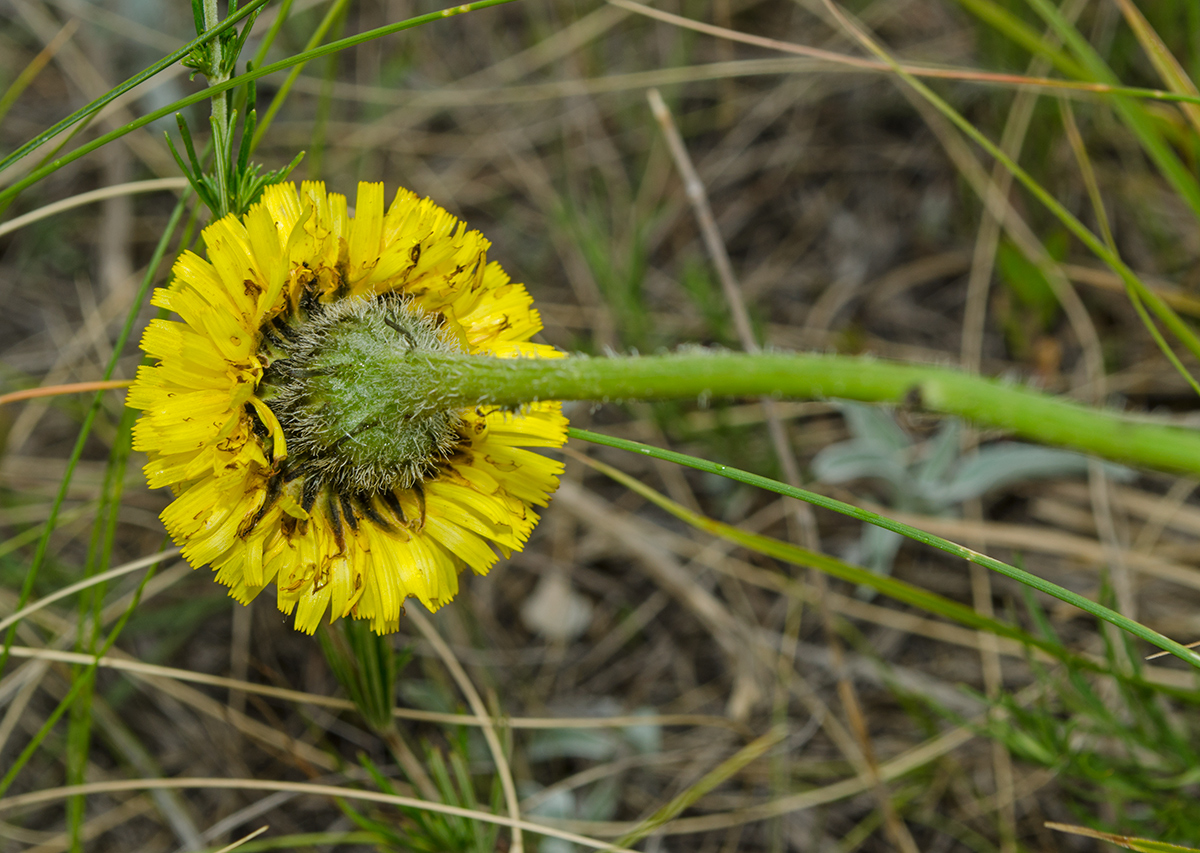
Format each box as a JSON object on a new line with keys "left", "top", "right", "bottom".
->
{"left": 259, "top": 295, "right": 464, "bottom": 492}
{"left": 350, "top": 347, "right": 1200, "bottom": 479}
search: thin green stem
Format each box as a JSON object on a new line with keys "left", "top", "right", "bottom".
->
{"left": 568, "top": 428, "right": 1200, "bottom": 670}
{"left": 0, "top": 0, "right": 269, "bottom": 181}
{"left": 0, "top": 0, "right": 519, "bottom": 208}
{"left": 818, "top": 0, "right": 1200, "bottom": 379}
{"left": 67, "top": 406, "right": 133, "bottom": 853}
{"left": 377, "top": 349, "right": 1200, "bottom": 477}
{"left": 0, "top": 190, "right": 190, "bottom": 676}
{"left": 251, "top": 0, "right": 353, "bottom": 152}
{"left": 251, "top": 0, "right": 295, "bottom": 70}
{"left": 0, "top": 553, "right": 162, "bottom": 798}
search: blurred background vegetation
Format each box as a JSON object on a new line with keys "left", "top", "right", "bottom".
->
{"left": 2, "top": 0, "right": 1200, "bottom": 850}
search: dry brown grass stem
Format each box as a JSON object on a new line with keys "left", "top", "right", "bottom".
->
{"left": 0, "top": 178, "right": 188, "bottom": 239}
{"left": 0, "top": 379, "right": 132, "bottom": 409}
{"left": 212, "top": 824, "right": 269, "bottom": 853}
{"left": 0, "top": 548, "right": 175, "bottom": 634}
{"left": 608, "top": 0, "right": 1175, "bottom": 98}
{"left": 0, "top": 777, "right": 638, "bottom": 853}
{"left": 405, "top": 608, "right": 525, "bottom": 853}
{"left": 0, "top": 643, "right": 748, "bottom": 732}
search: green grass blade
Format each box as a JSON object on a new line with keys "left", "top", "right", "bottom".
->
{"left": 820, "top": 0, "right": 1200, "bottom": 380}
{"left": 568, "top": 427, "right": 1200, "bottom": 670}
{"left": 66, "top": 402, "right": 136, "bottom": 852}
{"left": 1021, "top": 0, "right": 1200, "bottom": 222}
{"left": 251, "top": 0, "right": 352, "bottom": 151}
{"left": 198, "top": 832, "right": 383, "bottom": 853}
{"left": 1110, "top": 0, "right": 1200, "bottom": 137}
{"left": 1046, "top": 823, "right": 1200, "bottom": 852}
{"left": 949, "top": 0, "right": 1085, "bottom": 78}
{"left": 0, "top": 0, "right": 519, "bottom": 208}
{"left": 0, "top": 190, "right": 190, "bottom": 676}
{"left": 0, "top": 552, "right": 162, "bottom": 797}
{"left": 0, "top": 20, "right": 78, "bottom": 128}
{"left": 0, "top": 0, "right": 269, "bottom": 180}
{"left": 249, "top": 0, "right": 296, "bottom": 71}
{"left": 578, "top": 449, "right": 1085, "bottom": 667}
{"left": 615, "top": 727, "right": 786, "bottom": 848}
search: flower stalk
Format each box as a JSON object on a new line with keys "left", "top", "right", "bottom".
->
{"left": 372, "top": 348, "right": 1200, "bottom": 477}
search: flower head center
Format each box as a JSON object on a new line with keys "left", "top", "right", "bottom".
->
{"left": 258, "top": 295, "right": 465, "bottom": 492}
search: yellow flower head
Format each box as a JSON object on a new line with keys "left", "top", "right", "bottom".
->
{"left": 128, "top": 182, "right": 567, "bottom": 634}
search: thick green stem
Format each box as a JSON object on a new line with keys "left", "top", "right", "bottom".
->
{"left": 379, "top": 350, "right": 1200, "bottom": 476}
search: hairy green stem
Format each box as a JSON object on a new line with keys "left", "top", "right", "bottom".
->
{"left": 201, "top": 0, "right": 232, "bottom": 216}
{"left": 376, "top": 350, "right": 1200, "bottom": 476}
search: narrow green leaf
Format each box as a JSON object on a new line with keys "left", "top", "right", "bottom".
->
{"left": 0, "top": 190, "right": 191, "bottom": 676}
{"left": 0, "top": 0, "right": 520, "bottom": 208}
{"left": 1046, "top": 823, "right": 1200, "bottom": 852}
{"left": 577, "top": 448, "right": 1073, "bottom": 662}
{"left": 568, "top": 427, "right": 1200, "bottom": 669}
{"left": 1022, "top": 0, "right": 1200, "bottom": 221}
{"left": 615, "top": 727, "right": 786, "bottom": 848}
{"left": 0, "top": 0, "right": 270, "bottom": 180}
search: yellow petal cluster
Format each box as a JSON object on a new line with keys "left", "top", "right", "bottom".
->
{"left": 128, "top": 182, "right": 566, "bottom": 633}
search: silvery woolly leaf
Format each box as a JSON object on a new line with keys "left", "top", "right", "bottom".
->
{"left": 811, "top": 442, "right": 910, "bottom": 495}
{"left": 914, "top": 419, "right": 962, "bottom": 488}
{"left": 861, "top": 523, "right": 904, "bottom": 578}
{"left": 941, "top": 443, "right": 1133, "bottom": 505}
{"left": 524, "top": 786, "right": 576, "bottom": 819}
{"left": 622, "top": 709, "right": 663, "bottom": 755}
{"left": 525, "top": 789, "right": 580, "bottom": 853}
{"left": 843, "top": 524, "right": 905, "bottom": 595}
{"left": 580, "top": 776, "right": 623, "bottom": 821}
{"left": 526, "top": 727, "right": 621, "bottom": 762}
{"left": 839, "top": 401, "right": 912, "bottom": 452}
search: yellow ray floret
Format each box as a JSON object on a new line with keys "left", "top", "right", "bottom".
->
{"left": 129, "top": 182, "right": 567, "bottom": 634}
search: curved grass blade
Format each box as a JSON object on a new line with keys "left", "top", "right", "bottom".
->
{"left": 1022, "top": 0, "right": 1200, "bottom": 222}
{"left": 0, "top": 189, "right": 192, "bottom": 675}
{"left": 0, "top": 0, "right": 269, "bottom": 180}
{"left": 0, "top": 0, "right": 519, "bottom": 207}
{"left": 615, "top": 727, "right": 786, "bottom": 848}
{"left": 1046, "top": 823, "right": 1200, "bottom": 853}
{"left": 574, "top": 447, "right": 1083, "bottom": 667}
{"left": 567, "top": 428, "right": 1200, "bottom": 670}
{"left": 816, "top": 0, "right": 1200, "bottom": 389}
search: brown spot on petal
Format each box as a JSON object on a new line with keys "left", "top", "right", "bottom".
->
{"left": 485, "top": 455, "right": 519, "bottom": 473}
